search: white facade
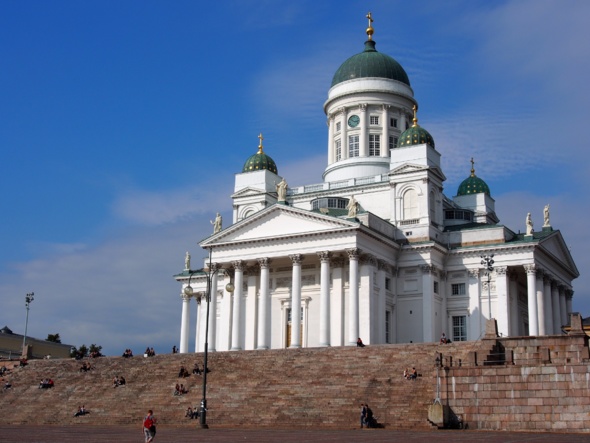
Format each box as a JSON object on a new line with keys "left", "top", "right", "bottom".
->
{"left": 175, "top": 23, "right": 579, "bottom": 353}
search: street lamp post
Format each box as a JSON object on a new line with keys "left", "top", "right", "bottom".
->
{"left": 22, "top": 292, "right": 35, "bottom": 356}
{"left": 480, "top": 254, "right": 495, "bottom": 319}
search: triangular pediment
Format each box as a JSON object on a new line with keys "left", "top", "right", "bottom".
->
{"left": 390, "top": 163, "right": 427, "bottom": 175}
{"left": 538, "top": 231, "right": 579, "bottom": 278}
{"left": 201, "top": 204, "right": 358, "bottom": 246}
{"left": 231, "top": 187, "right": 268, "bottom": 198}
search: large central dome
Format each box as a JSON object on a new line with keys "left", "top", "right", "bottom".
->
{"left": 331, "top": 40, "right": 410, "bottom": 88}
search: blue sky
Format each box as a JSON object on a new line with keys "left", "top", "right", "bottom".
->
{"left": 1, "top": 1, "right": 589, "bottom": 356}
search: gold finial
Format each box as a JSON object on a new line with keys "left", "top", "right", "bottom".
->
{"left": 257, "top": 133, "right": 264, "bottom": 154}
{"left": 470, "top": 157, "right": 475, "bottom": 177}
{"left": 366, "top": 12, "right": 374, "bottom": 41}
{"left": 412, "top": 105, "right": 419, "bottom": 127}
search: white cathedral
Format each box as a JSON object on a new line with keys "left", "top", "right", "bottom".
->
{"left": 175, "top": 14, "right": 579, "bottom": 353}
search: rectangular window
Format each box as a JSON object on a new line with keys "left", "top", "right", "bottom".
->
{"left": 369, "top": 134, "right": 380, "bottom": 156}
{"left": 406, "top": 121, "right": 410, "bottom": 130}
{"left": 370, "top": 116, "right": 379, "bottom": 125}
{"left": 434, "top": 281, "right": 439, "bottom": 294}
{"left": 348, "top": 135, "right": 359, "bottom": 157}
{"left": 336, "top": 121, "right": 341, "bottom": 132}
{"left": 385, "top": 310, "right": 391, "bottom": 344}
{"left": 451, "top": 283, "right": 466, "bottom": 296}
{"left": 452, "top": 315, "right": 467, "bottom": 342}
{"left": 389, "top": 136, "right": 395, "bottom": 150}
{"left": 385, "top": 277, "right": 391, "bottom": 290}
{"left": 335, "top": 139, "right": 342, "bottom": 161}
{"left": 390, "top": 118, "right": 398, "bottom": 128}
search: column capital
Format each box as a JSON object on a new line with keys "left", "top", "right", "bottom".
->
{"left": 359, "top": 103, "right": 368, "bottom": 112}
{"left": 317, "top": 251, "right": 331, "bottom": 263}
{"left": 289, "top": 254, "right": 303, "bottom": 265}
{"left": 346, "top": 248, "right": 360, "bottom": 260}
{"left": 257, "top": 257, "right": 271, "bottom": 268}
{"left": 208, "top": 262, "right": 221, "bottom": 273}
{"left": 180, "top": 292, "right": 192, "bottom": 301}
{"left": 495, "top": 266, "right": 507, "bottom": 276}
{"left": 232, "top": 260, "right": 245, "bottom": 271}
{"left": 360, "top": 253, "right": 377, "bottom": 266}
{"left": 468, "top": 268, "right": 480, "bottom": 279}
{"left": 524, "top": 264, "right": 537, "bottom": 275}
{"left": 421, "top": 264, "right": 437, "bottom": 276}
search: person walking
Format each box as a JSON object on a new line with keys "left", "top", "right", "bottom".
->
{"left": 143, "top": 409, "right": 157, "bottom": 442}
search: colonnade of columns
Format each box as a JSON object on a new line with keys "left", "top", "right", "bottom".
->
{"left": 178, "top": 248, "right": 396, "bottom": 353}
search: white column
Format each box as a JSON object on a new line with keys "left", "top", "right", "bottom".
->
{"left": 509, "top": 271, "right": 519, "bottom": 336}
{"left": 381, "top": 105, "right": 389, "bottom": 158}
{"left": 330, "top": 256, "right": 345, "bottom": 346}
{"left": 318, "top": 251, "right": 331, "bottom": 347}
{"left": 495, "top": 267, "right": 509, "bottom": 337}
{"left": 342, "top": 109, "right": 349, "bottom": 160}
{"left": 359, "top": 255, "right": 375, "bottom": 343}
{"left": 347, "top": 248, "right": 360, "bottom": 346}
{"left": 421, "top": 265, "right": 435, "bottom": 342}
{"left": 559, "top": 286, "right": 568, "bottom": 328}
{"left": 525, "top": 265, "right": 539, "bottom": 336}
{"left": 542, "top": 273, "right": 553, "bottom": 336}
{"left": 535, "top": 270, "right": 546, "bottom": 336}
{"left": 440, "top": 271, "right": 448, "bottom": 340}
{"left": 179, "top": 293, "right": 191, "bottom": 353}
{"left": 551, "top": 281, "right": 561, "bottom": 334}
{"left": 194, "top": 296, "right": 201, "bottom": 352}
{"left": 468, "top": 269, "right": 482, "bottom": 339}
{"left": 289, "top": 254, "right": 302, "bottom": 348}
{"left": 245, "top": 267, "right": 258, "bottom": 350}
{"left": 327, "top": 115, "right": 334, "bottom": 165}
{"left": 377, "top": 261, "right": 387, "bottom": 343}
{"left": 208, "top": 264, "right": 219, "bottom": 352}
{"left": 219, "top": 270, "right": 233, "bottom": 351}
{"left": 359, "top": 104, "right": 368, "bottom": 157}
{"left": 231, "top": 260, "right": 244, "bottom": 351}
{"left": 257, "top": 258, "right": 271, "bottom": 350}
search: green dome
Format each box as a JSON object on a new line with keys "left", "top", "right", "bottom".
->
{"left": 457, "top": 168, "right": 491, "bottom": 197}
{"left": 398, "top": 125, "right": 435, "bottom": 148}
{"left": 331, "top": 40, "right": 410, "bottom": 88}
{"left": 242, "top": 137, "right": 278, "bottom": 174}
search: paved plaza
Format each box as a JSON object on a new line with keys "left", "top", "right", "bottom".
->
{"left": 1, "top": 426, "right": 589, "bottom": 443}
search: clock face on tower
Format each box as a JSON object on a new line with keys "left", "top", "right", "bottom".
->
{"left": 348, "top": 115, "right": 360, "bottom": 128}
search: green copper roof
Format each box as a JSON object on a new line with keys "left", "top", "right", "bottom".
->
{"left": 242, "top": 150, "right": 278, "bottom": 174}
{"left": 457, "top": 174, "right": 490, "bottom": 196}
{"left": 398, "top": 125, "right": 435, "bottom": 148}
{"left": 331, "top": 40, "right": 410, "bottom": 88}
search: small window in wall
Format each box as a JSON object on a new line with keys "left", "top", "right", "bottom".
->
{"left": 390, "top": 118, "right": 398, "bottom": 128}
{"left": 336, "top": 121, "right": 341, "bottom": 132}
{"left": 370, "top": 116, "right": 379, "bottom": 125}
{"left": 369, "top": 134, "right": 380, "bottom": 156}
{"left": 385, "top": 277, "right": 391, "bottom": 290}
{"left": 348, "top": 135, "right": 359, "bottom": 157}
{"left": 452, "top": 315, "right": 467, "bottom": 342}
{"left": 451, "top": 283, "right": 466, "bottom": 295}
{"left": 335, "top": 139, "right": 342, "bottom": 161}
{"left": 385, "top": 310, "right": 391, "bottom": 344}
{"left": 389, "top": 136, "right": 395, "bottom": 150}
{"left": 433, "top": 281, "right": 439, "bottom": 294}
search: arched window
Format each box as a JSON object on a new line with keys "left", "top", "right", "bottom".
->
{"left": 403, "top": 188, "right": 419, "bottom": 220}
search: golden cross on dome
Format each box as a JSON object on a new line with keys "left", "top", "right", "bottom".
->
{"left": 470, "top": 157, "right": 475, "bottom": 177}
{"left": 366, "top": 12, "right": 374, "bottom": 41}
{"left": 258, "top": 133, "right": 264, "bottom": 153}
{"left": 412, "top": 104, "right": 419, "bottom": 127}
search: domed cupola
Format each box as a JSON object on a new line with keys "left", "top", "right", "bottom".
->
{"left": 331, "top": 13, "right": 410, "bottom": 88}
{"left": 242, "top": 133, "right": 278, "bottom": 174}
{"left": 398, "top": 105, "right": 435, "bottom": 148}
{"left": 457, "top": 158, "right": 491, "bottom": 196}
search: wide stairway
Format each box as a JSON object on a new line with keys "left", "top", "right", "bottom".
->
{"left": 0, "top": 341, "right": 479, "bottom": 429}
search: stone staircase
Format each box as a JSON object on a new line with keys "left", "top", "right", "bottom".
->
{"left": 0, "top": 341, "right": 482, "bottom": 429}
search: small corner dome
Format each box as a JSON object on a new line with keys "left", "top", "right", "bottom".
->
{"left": 397, "top": 125, "right": 435, "bottom": 149}
{"left": 241, "top": 134, "right": 278, "bottom": 175}
{"left": 457, "top": 164, "right": 491, "bottom": 196}
{"left": 331, "top": 40, "right": 410, "bottom": 88}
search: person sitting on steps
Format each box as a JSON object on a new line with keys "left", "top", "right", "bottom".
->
{"left": 357, "top": 337, "right": 366, "bottom": 347}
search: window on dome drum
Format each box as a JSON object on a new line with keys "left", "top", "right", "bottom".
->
{"left": 452, "top": 315, "right": 467, "bottom": 342}
{"left": 335, "top": 139, "right": 342, "bottom": 161}
{"left": 452, "top": 283, "right": 466, "bottom": 296}
{"left": 311, "top": 197, "right": 348, "bottom": 211}
{"left": 370, "top": 116, "right": 379, "bottom": 125}
{"left": 336, "top": 121, "right": 341, "bottom": 132}
{"left": 369, "top": 134, "right": 380, "bottom": 156}
{"left": 390, "top": 118, "right": 398, "bottom": 128}
{"left": 348, "top": 135, "right": 359, "bottom": 157}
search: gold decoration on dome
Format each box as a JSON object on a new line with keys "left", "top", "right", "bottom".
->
{"left": 470, "top": 157, "right": 476, "bottom": 177}
{"left": 257, "top": 133, "right": 264, "bottom": 154}
{"left": 366, "top": 12, "right": 374, "bottom": 41}
{"left": 412, "top": 105, "right": 419, "bottom": 127}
